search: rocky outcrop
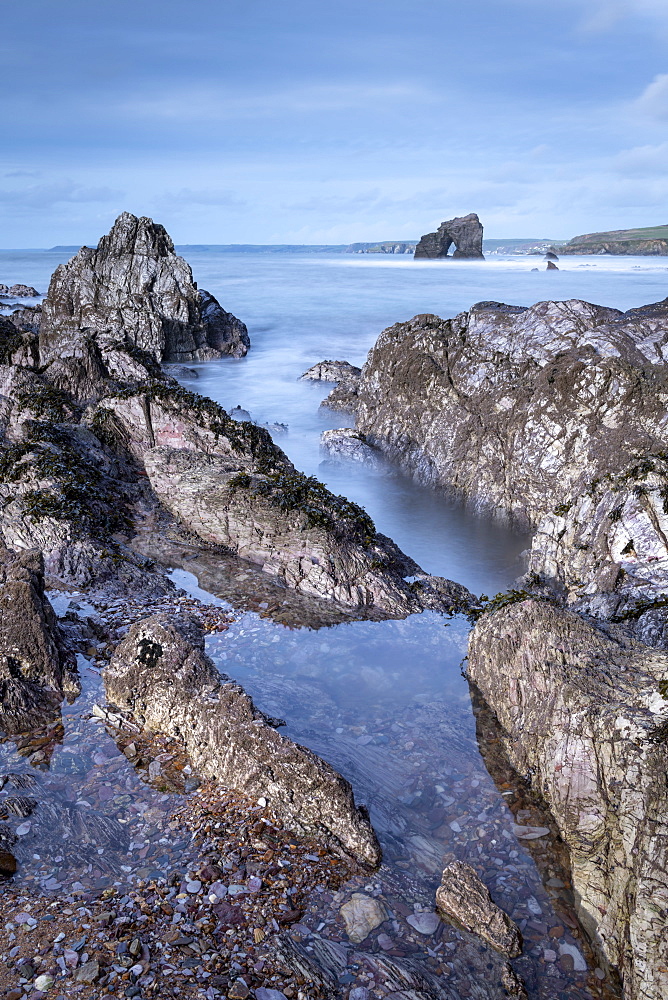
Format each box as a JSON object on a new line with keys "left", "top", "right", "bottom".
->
{"left": 142, "top": 446, "right": 474, "bottom": 617}
{"left": 39, "top": 213, "right": 249, "bottom": 366}
{"left": 301, "top": 360, "right": 361, "bottom": 384}
{"left": 436, "top": 861, "right": 522, "bottom": 958}
{"left": 468, "top": 598, "right": 668, "bottom": 1000}
{"left": 0, "top": 284, "right": 39, "bottom": 297}
{"left": 320, "top": 428, "right": 386, "bottom": 470}
{"left": 105, "top": 615, "right": 381, "bottom": 866}
{"left": 349, "top": 298, "right": 668, "bottom": 527}
{"left": 558, "top": 228, "right": 668, "bottom": 256}
{"left": 414, "top": 213, "right": 484, "bottom": 260}
{"left": 546, "top": 261, "right": 559, "bottom": 270}
{"left": 0, "top": 546, "right": 79, "bottom": 732}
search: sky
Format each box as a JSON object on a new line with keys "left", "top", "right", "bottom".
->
{"left": 1, "top": 0, "right": 668, "bottom": 246}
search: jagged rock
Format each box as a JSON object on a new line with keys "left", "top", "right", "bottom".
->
{"left": 320, "top": 428, "right": 386, "bottom": 470}
{"left": 350, "top": 299, "right": 668, "bottom": 527}
{"left": 302, "top": 359, "right": 363, "bottom": 412}
{"left": 414, "top": 213, "right": 484, "bottom": 260}
{"left": 544, "top": 252, "right": 559, "bottom": 262}
{"left": 162, "top": 363, "right": 198, "bottom": 379}
{"left": 301, "top": 360, "right": 362, "bottom": 384}
{"left": 229, "top": 404, "right": 252, "bottom": 422}
{"left": 39, "top": 212, "right": 249, "bottom": 366}
{"left": 546, "top": 261, "right": 559, "bottom": 270}
{"left": 6, "top": 304, "right": 42, "bottom": 336}
{"left": 105, "top": 614, "right": 381, "bottom": 865}
{"left": 339, "top": 893, "right": 388, "bottom": 943}
{"left": 0, "top": 546, "right": 79, "bottom": 732}
{"left": 435, "top": 861, "right": 522, "bottom": 958}
{"left": 142, "top": 446, "right": 474, "bottom": 617}
{"left": 528, "top": 455, "right": 668, "bottom": 619}
{"left": 468, "top": 597, "right": 668, "bottom": 1000}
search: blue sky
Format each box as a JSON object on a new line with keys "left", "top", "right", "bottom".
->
{"left": 1, "top": 0, "right": 668, "bottom": 246}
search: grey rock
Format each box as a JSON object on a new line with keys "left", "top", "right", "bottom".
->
{"left": 350, "top": 298, "right": 668, "bottom": 528}
{"left": 468, "top": 598, "right": 668, "bottom": 1000}
{"left": 435, "top": 861, "right": 522, "bottom": 958}
{"left": 321, "top": 428, "right": 386, "bottom": 470}
{"left": 162, "top": 363, "right": 198, "bottom": 379}
{"left": 414, "top": 213, "right": 484, "bottom": 260}
{"left": 74, "top": 958, "right": 99, "bottom": 983}
{"left": 142, "top": 446, "right": 474, "bottom": 617}
{"left": 546, "top": 260, "right": 559, "bottom": 270}
{"left": 301, "top": 360, "right": 362, "bottom": 384}
{"left": 105, "top": 614, "right": 382, "bottom": 866}
{"left": 0, "top": 546, "right": 79, "bottom": 733}
{"left": 39, "top": 212, "right": 249, "bottom": 366}
{"left": 255, "top": 991, "right": 289, "bottom": 1000}
{"left": 0, "top": 284, "right": 39, "bottom": 297}
{"left": 406, "top": 911, "right": 440, "bottom": 935}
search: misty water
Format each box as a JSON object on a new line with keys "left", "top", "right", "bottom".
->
{"left": 2, "top": 249, "right": 667, "bottom": 997}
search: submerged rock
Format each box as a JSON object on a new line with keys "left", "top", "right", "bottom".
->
{"left": 435, "top": 861, "right": 522, "bottom": 958}
{"left": 414, "top": 213, "right": 484, "bottom": 260}
{"left": 0, "top": 546, "right": 79, "bottom": 732}
{"left": 468, "top": 597, "right": 668, "bottom": 1000}
{"left": 546, "top": 260, "right": 559, "bottom": 270}
{"left": 301, "top": 360, "right": 362, "bottom": 384}
{"left": 39, "top": 212, "right": 249, "bottom": 365}
{"left": 339, "top": 892, "right": 388, "bottom": 943}
{"left": 105, "top": 615, "right": 382, "bottom": 866}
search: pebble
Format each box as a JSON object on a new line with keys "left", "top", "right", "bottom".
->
{"left": 34, "top": 975, "right": 55, "bottom": 991}
{"left": 559, "top": 942, "right": 587, "bottom": 971}
{"left": 186, "top": 880, "right": 202, "bottom": 893}
{"left": 255, "top": 990, "right": 289, "bottom": 1000}
{"left": 406, "top": 911, "right": 440, "bottom": 935}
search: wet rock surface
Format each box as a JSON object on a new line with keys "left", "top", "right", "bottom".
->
{"left": 302, "top": 359, "right": 362, "bottom": 412}
{"left": 468, "top": 597, "right": 668, "bottom": 1000}
{"left": 414, "top": 214, "right": 484, "bottom": 260}
{"left": 321, "top": 429, "right": 387, "bottom": 471}
{"left": 104, "top": 614, "right": 382, "bottom": 866}
{"left": 0, "top": 547, "right": 79, "bottom": 733}
{"left": 435, "top": 861, "right": 522, "bottom": 958}
{"left": 38, "top": 212, "right": 249, "bottom": 365}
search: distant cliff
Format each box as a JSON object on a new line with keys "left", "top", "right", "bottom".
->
{"left": 558, "top": 224, "right": 668, "bottom": 256}
{"left": 345, "top": 241, "right": 416, "bottom": 254}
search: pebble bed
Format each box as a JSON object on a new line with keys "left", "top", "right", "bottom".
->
{"left": 0, "top": 587, "right": 622, "bottom": 1000}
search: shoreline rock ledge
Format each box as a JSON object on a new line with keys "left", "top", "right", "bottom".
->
{"left": 468, "top": 598, "right": 668, "bottom": 1000}
{"left": 39, "top": 211, "right": 250, "bottom": 365}
{"left": 105, "top": 614, "right": 382, "bottom": 867}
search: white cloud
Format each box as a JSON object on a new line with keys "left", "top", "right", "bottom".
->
{"left": 0, "top": 180, "right": 124, "bottom": 211}
{"left": 630, "top": 74, "right": 668, "bottom": 122}
{"left": 613, "top": 141, "right": 668, "bottom": 176}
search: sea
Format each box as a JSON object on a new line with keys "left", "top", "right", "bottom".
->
{"left": 2, "top": 247, "right": 666, "bottom": 997}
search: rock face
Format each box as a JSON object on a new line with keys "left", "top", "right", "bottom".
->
{"left": 301, "top": 360, "right": 362, "bottom": 384}
{"left": 142, "top": 446, "right": 474, "bottom": 617}
{"left": 350, "top": 299, "right": 668, "bottom": 527}
{"left": 320, "top": 428, "right": 386, "bottom": 470}
{"left": 414, "top": 213, "right": 484, "bottom": 260}
{"left": 39, "top": 213, "right": 249, "bottom": 365}
{"left": 435, "top": 861, "right": 522, "bottom": 958}
{"left": 0, "top": 546, "right": 79, "bottom": 732}
{"left": 468, "top": 598, "right": 668, "bottom": 1000}
{"left": 105, "top": 615, "right": 381, "bottom": 866}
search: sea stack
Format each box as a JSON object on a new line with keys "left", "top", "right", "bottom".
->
{"left": 414, "top": 213, "right": 484, "bottom": 259}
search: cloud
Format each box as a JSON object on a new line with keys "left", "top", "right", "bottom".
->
{"left": 613, "top": 141, "right": 668, "bottom": 177}
{"left": 559, "top": 0, "right": 668, "bottom": 31}
{"left": 0, "top": 180, "right": 124, "bottom": 210}
{"left": 630, "top": 73, "right": 668, "bottom": 122}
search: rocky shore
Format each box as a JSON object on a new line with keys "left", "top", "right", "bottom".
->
{"left": 304, "top": 292, "right": 668, "bottom": 1000}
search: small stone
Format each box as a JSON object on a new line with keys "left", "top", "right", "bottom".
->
{"left": 340, "top": 893, "right": 388, "bottom": 944}
{"left": 407, "top": 911, "right": 440, "bottom": 935}
{"left": 348, "top": 990, "right": 369, "bottom": 1000}
{"left": 129, "top": 937, "right": 142, "bottom": 957}
{"left": 6, "top": 990, "right": 23, "bottom": 1000}
{"left": 594, "top": 968, "right": 606, "bottom": 980}
{"left": 558, "top": 942, "right": 587, "bottom": 971}
{"left": 186, "top": 880, "right": 202, "bottom": 893}
{"left": 254, "top": 991, "right": 288, "bottom": 1000}
{"left": 543, "top": 949, "right": 557, "bottom": 962}
{"left": 377, "top": 933, "right": 394, "bottom": 951}
{"left": 228, "top": 980, "right": 249, "bottom": 999}
{"left": 75, "top": 958, "right": 100, "bottom": 983}
{"left": 16, "top": 821, "right": 31, "bottom": 836}
{"left": 512, "top": 824, "right": 550, "bottom": 840}
{"left": 35, "top": 975, "right": 55, "bottom": 991}
{"left": 0, "top": 849, "right": 17, "bottom": 874}
{"left": 436, "top": 861, "right": 522, "bottom": 958}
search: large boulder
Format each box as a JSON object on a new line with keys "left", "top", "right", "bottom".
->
{"left": 105, "top": 615, "right": 381, "bottom": 866}
{"left": 351, "top": 299, "right": 668, "bottom": 527}
{"left": 468, "top": 597, "right": 668, "bottom": 1000}
{"left": 39, "top": 212, "right": 249, "bottom": 365}
{"left": 142, "top": 446, "right": 474, "bottom": 617}
{"left": 0, "top": 546, "right": 79, "bottom": 732}
{"left": 414, "top": 213, "right": 484, "bottom": 260}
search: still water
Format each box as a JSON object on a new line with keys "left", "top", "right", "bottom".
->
{"left": 2, "top": 248, "right": 665, "bottom": 997}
